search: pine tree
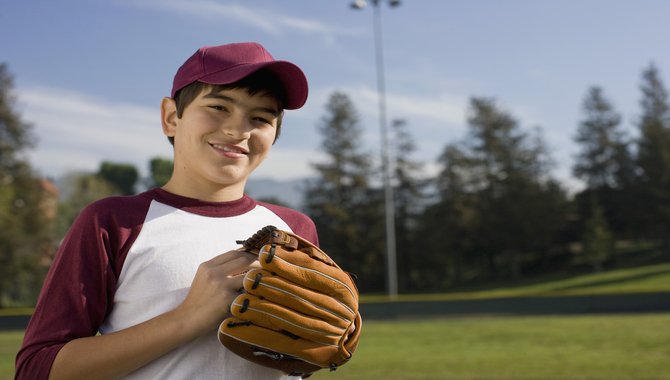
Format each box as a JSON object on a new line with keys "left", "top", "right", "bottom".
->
{"left": 304, "top": 92, "right": 384, "bottom": 292}
{"left": 426, "top": 97, "right": 567, "bottom": 282}
{"left": 415, "top": 143, "right": 475, "bottom": 288}
{"left": 573, "top": 86, "right": 626, "bottom": 188}
{"left": 572, "top": 86, "right": 637, "bottom": 240}
{"left": 636, "top": 63, "right": 670, "bottom": 248}
{"left": 389, "top": 119, "right": 427, "bottom": 292}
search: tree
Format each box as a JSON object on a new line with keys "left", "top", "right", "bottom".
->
{"left": 415, "top": 143, "right": 476, "bottom": 289}
{"left": 636, "top": 63, "right": 670, "bottom": 249}
{"left": 581, "top": 200, "right": 613, "bottom": 273}
{"left": 97, "top": 161, "right": 139, "bottom": 195}
{"left": 304, "top": 92, "right": 384, "bottom": 292}
{"left": 572, "top": 86, "right": 638, "bottom": 240}
{"left": 389, "top": 119, "right": 428, "bottom": 292}
{"left": 573, "top": 86, "right": 627, "bottom": 188}
{"left": 55, "top": 171, "right": 118, "bottom": 238}
{"left": 149, "top": 157, "right": 173, "bottom": 188}
{"left": 0, "top": 64, "right": 55, "bottom": 306}
{"left": 467, "top": 98, "right": 562, "bottom": 279}
{"left": 426, "top": 97, "right": 568, "bottom": 283}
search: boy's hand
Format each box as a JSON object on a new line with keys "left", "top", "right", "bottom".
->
{"left": 177, "top": 250, "right": 260, "bottom": 336}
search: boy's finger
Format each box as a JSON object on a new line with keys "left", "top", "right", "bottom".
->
{"left": 207, "top": 251, "right": 260, "bottom": 278}
{"left": 206, "top": 249, "right": 256, "bottom": 266}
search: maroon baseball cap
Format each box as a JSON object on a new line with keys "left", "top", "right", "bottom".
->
{"left": 171, "top": 42, "right": 308, "bottom": 110}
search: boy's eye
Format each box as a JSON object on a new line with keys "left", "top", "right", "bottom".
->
{"left": 253, "top": 117, "right": 272, "bottom": 125}
{"left": 208, "top": 105, "right": 227, "bottom": 111}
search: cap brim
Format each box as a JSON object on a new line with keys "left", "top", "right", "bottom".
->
{"left": 198, "top": 61, "right": 308, "bottom": 110}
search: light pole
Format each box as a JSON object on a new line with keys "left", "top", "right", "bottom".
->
{"left": 350, "top": 0, "right": 399, "bottom": 298}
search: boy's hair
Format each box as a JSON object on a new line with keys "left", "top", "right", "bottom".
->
{"left": 169, "top": 69, "right": 286, "bottom": 145}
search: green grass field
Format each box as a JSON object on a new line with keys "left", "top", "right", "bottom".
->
{"left": 0, "top": 331, "right": 21, "bottom": 380}
{"left": 310, "top": 314, "right": 670, "bottom": 380}
{"left": 3, "top": 313, "right": 670, "bottom": 380}
{"left": 3, "top": 263, "right": 670, "bottom": 379}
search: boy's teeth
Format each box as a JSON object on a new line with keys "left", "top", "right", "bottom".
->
{"left": 213, "top": 144, "right": 243, "bottom": 154}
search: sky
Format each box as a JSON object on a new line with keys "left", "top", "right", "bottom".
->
{"left": 2, "top": 0, "right": 670, "bottom": 193}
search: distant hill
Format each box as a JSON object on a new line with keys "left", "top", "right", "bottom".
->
{"left": 245, "top": 177, "right": 312, "bottom": 210}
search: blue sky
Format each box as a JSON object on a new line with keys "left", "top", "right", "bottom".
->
{"left": 2, "top": 0, "right": 670, "bottom": 192}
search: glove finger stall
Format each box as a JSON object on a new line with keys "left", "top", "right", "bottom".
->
{"left": 243, "top": 269, "right": 354, "bottom": 327}
{"left": 230, "top": 293, "right": 345, "bottom": 346}
{"left": 259, "top": 244, "right": 358, "bottom": 312}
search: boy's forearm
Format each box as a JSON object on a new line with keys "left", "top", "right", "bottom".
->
{"left": 46, "top": 250, "right": 254, "bottom": 379}
{"left": 48, "top": 308, "right": 198, "bottom": 380}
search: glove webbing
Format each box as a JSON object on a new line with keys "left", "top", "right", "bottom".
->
{"left": 236, "top": 225, "right": 298, "bottom": 251}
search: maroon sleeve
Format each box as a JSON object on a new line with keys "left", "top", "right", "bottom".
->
{"left": 258, "top": 202, "right": 320, "bottom": 247}
{"left": 14, "top": 194, "right": 150, "bottom": 380}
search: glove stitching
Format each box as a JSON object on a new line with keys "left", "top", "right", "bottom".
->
{"left": 239, "top": 298, "right": 250, "bottom": 313}
{"left": 251, "top": 272, "right": 263, "bottom": 289}
{"left": 261, "top": 244, "right": 277, "bottom": 264}
{"left": 226, "top": 320, "right": 252, "bottom": 328}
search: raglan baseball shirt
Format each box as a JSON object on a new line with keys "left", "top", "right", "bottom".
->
{"left": 15, "top": 188, "right": 318, "bottom": 380}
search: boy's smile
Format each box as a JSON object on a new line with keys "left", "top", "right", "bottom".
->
{"left": 161, "top": 87, "right": 280, "bottom": 201}
{"left": 209, "top": 143, "right": 249, "bottom": 159}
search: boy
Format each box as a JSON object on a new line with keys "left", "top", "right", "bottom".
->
{"left": 16, "top": 42, "right": 317, "bottom": 380}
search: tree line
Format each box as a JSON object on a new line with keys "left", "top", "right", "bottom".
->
{"left": 306, "top": 63, "right": 670, "bottom": 294}
{"left": 1, "top": 62, "right": 669, "bottom": 306}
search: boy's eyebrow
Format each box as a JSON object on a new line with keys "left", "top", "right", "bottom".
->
{"left": 203, "top": 92, "right": 280, "bottom": 116}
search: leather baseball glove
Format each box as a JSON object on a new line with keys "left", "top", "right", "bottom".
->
{"left": 218, "top": 226, "right": 362, "bottom": 377}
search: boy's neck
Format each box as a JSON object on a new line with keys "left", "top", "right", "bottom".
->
{"left": 161, "top": 180, "right": 246, "bottom": 203}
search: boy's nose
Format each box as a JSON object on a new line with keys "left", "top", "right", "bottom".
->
{"left": 221, "top": 116, "right": 252, "bottom": 139}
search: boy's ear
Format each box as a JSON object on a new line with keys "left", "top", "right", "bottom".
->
{"left": 161, "top": 97, "right": 178, "bottom": 137}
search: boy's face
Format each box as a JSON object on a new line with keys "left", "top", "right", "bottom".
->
{"left": 162, "top": 86, "right": 280, "bottom": 197}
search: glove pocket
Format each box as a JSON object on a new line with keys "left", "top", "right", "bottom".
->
{"left": 230, "top": 293, "right": 345, "bottom": 347}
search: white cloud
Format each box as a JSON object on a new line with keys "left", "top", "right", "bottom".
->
{"left": 388, "top": 90, "right": 468, "bottom": 127}
{"left": 18, "top": 86, "right": 170, "bottom": 178}
{"left": 120, "top": 0, "right": 361, "bottom": 38}
{"left": 332, "top": 84, "right": 468, "bottom": 128}
{"left": 146, "top": 1, "right": 280, "bottom": 35}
